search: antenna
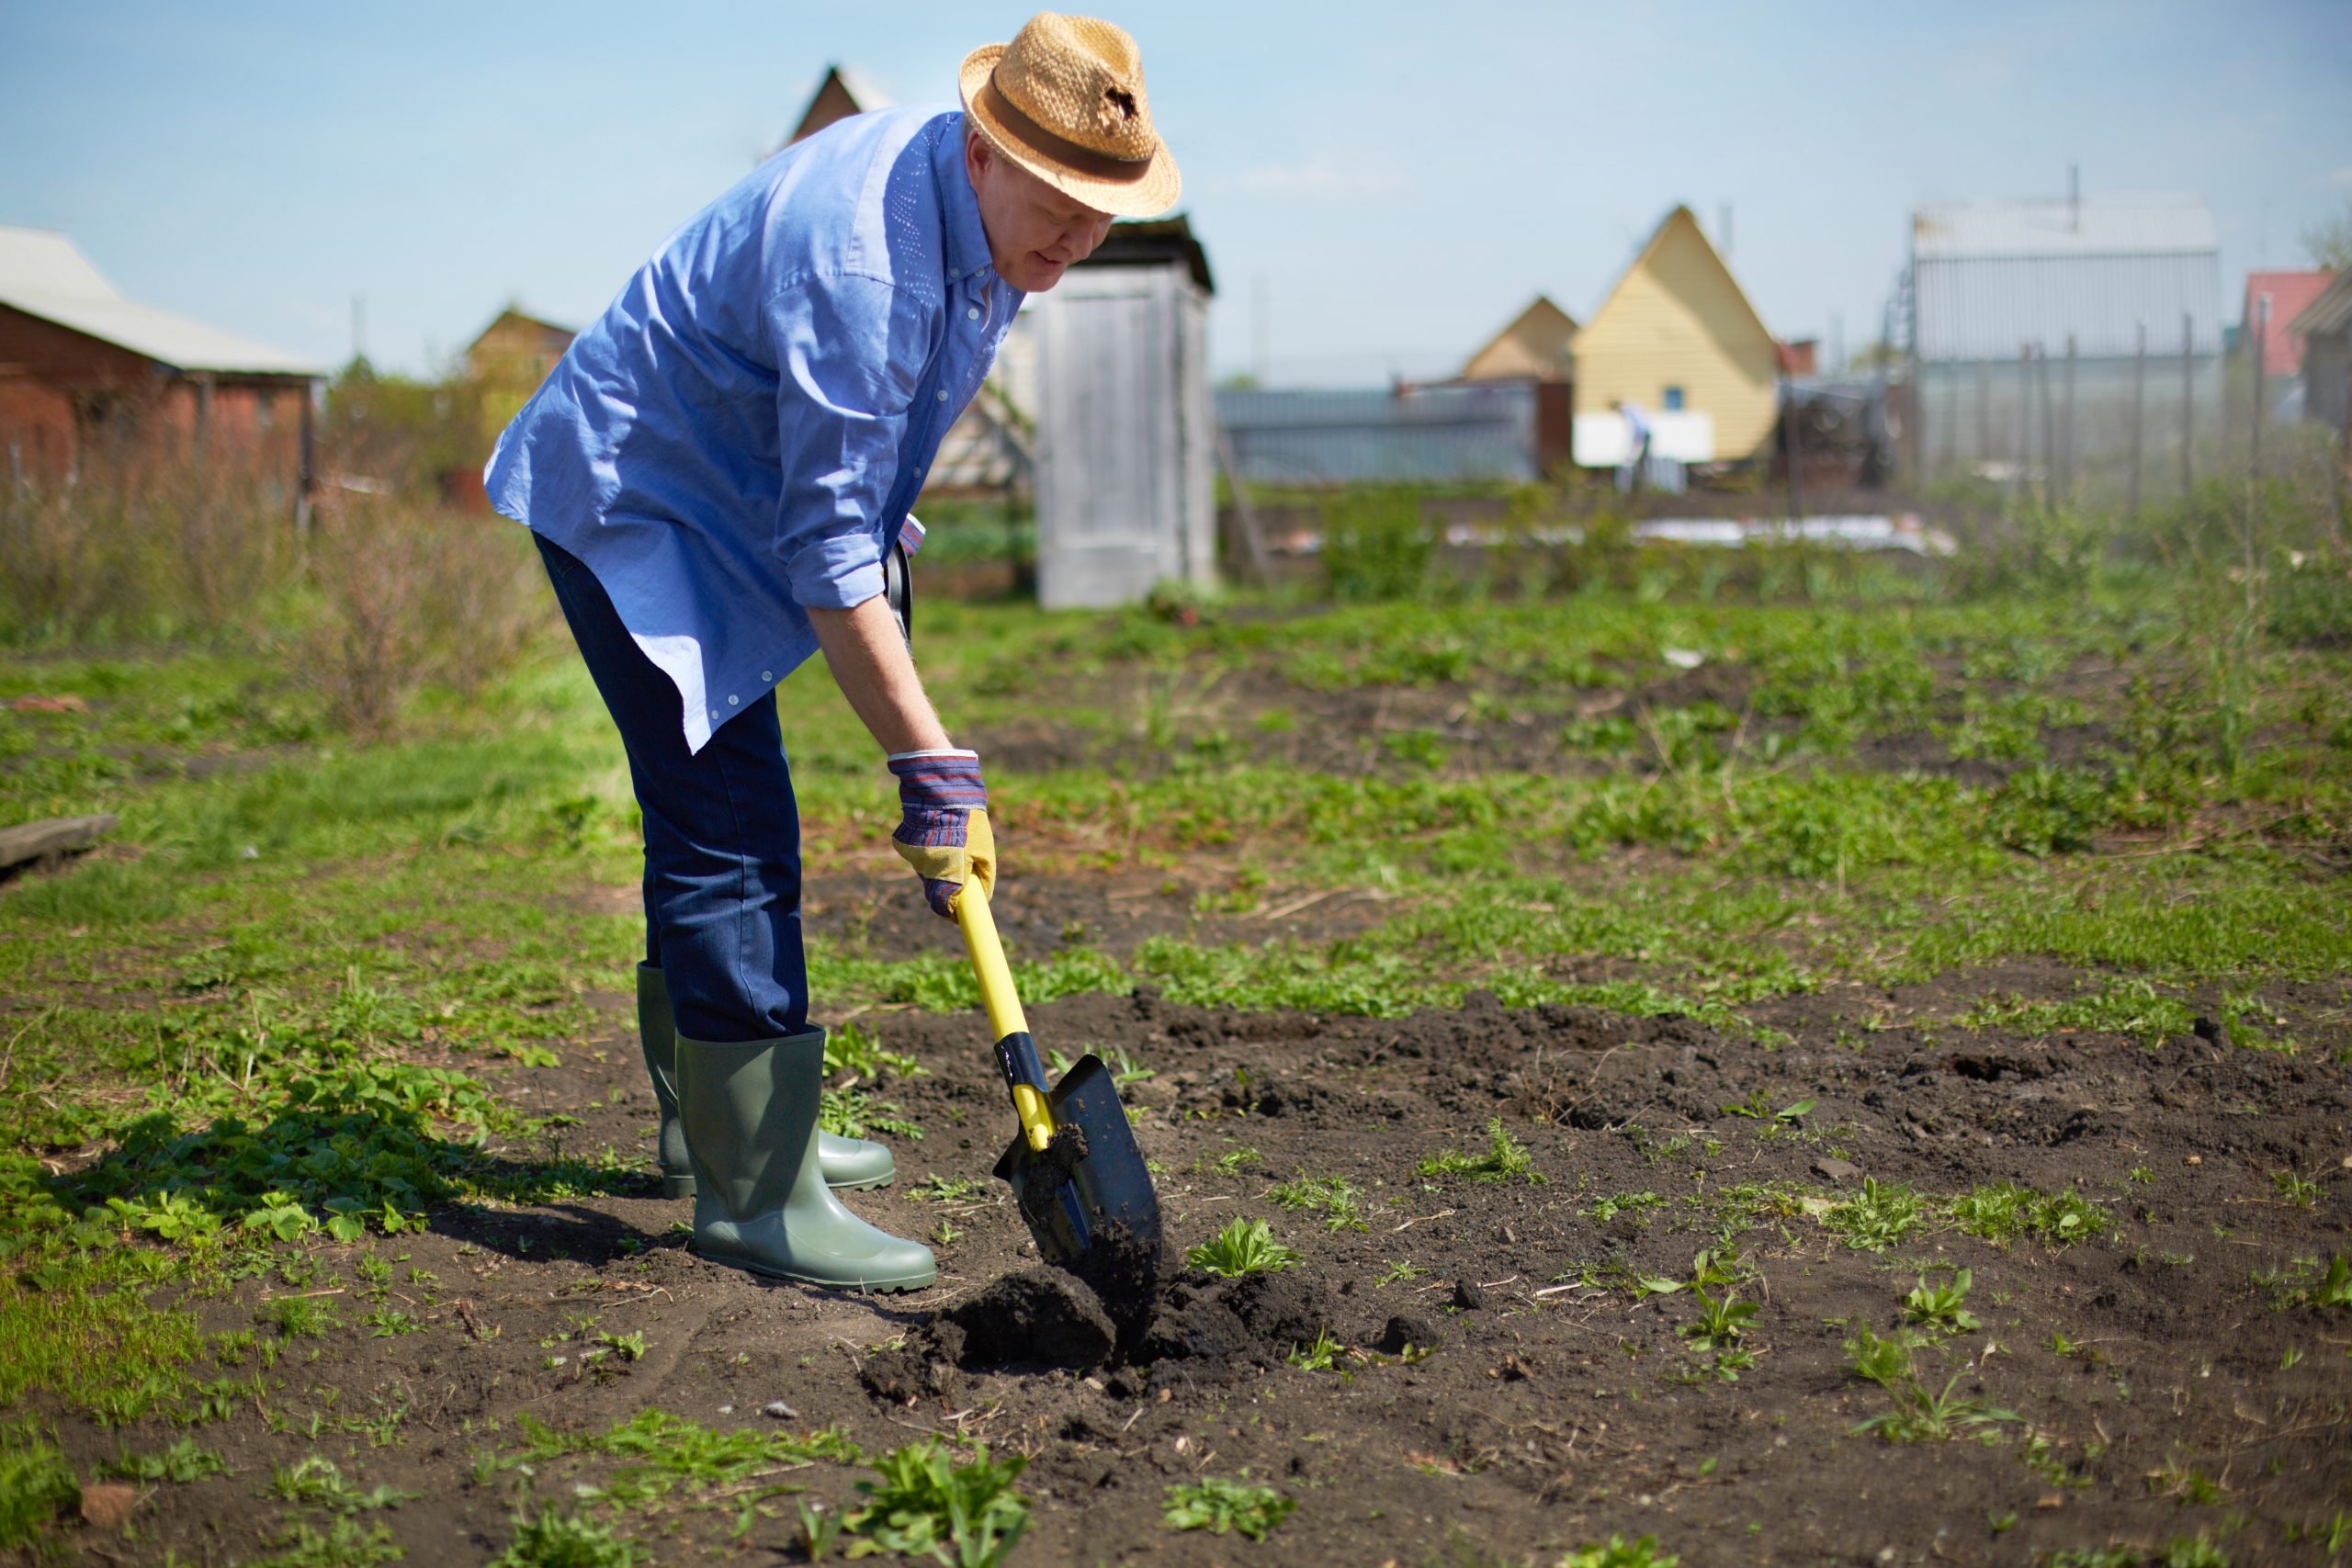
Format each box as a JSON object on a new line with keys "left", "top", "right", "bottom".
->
{"left": 2069, "top": 164, "right": 2080, "bottom": 231}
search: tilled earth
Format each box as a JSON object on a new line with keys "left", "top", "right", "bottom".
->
{"left": 42, "top": 946, "right": 2352, "bottom": 1565}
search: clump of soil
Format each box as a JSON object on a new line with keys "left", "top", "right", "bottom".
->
{"left": 859, "top": 1258, "right": 1339, "bottom": 1406}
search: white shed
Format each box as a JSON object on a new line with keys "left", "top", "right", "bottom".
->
{"left": 1029, "top": 218, "right": 1215, "bottom": 610}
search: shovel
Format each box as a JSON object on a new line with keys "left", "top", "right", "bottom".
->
{"left": 954, "top": 881, "right": 1161, "bottom": 1275}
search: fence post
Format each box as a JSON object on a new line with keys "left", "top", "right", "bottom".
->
{"left": 2180, "top": 311, "right": 2195, "bottom": 495}
{"left": 1781, "top": 374, "right": 1804, "bottom": 525}
{"left": 2249, "top": 293, "right": 2269, "bottom": 481}
{"left": 2016, "top": 344, "right": 2036, "bottom": 511}
{"left": 2039, "top": 340, "right": 2059, "bottom": 513}
{"left": 1976, "top": 358, "right": 1990, "bottom": 476}
{"left": 2062, "top": 333, "right": 2078, "bottom": 507}
{"left": 2127, "top": 318, "right": 2146, "bottom": 522}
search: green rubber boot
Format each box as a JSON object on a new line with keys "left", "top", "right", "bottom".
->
{"left": 639, "top": 966, "right": 896, "bottom": 1195}
{"left": 673, "top": 1027, "right": 935, "bottom": 1292}
{"left": 637, "top": 966, "right": 697, "bottom": 1199}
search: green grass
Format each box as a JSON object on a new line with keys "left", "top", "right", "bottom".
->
{"left": 3, "top": 502, "right": 2346, "bottom": 1508}
{"left": 500, "top": 1410, "right": 859, "bottom": 1513}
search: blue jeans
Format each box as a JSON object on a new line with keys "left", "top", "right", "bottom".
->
{"left": 535, "top": 533, "right": 808, "bottom": 1043}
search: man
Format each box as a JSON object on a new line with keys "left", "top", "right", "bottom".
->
{"left": 1612, "top": 398, "right": 1653, "bottom": 494}
{"left": 484, "top": 14, "right": 1180, "bottom": 1292}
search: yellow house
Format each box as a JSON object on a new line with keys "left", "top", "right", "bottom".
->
{"left": 1460, "top": 294, "right": 1578, "bottom": 381}
{"left": 1575, "top": 206, "right": 1778, "bottom": 460}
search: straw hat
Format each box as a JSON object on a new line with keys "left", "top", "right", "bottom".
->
{"left": 959, "top": 12, "right": 1180, "bottom": 219}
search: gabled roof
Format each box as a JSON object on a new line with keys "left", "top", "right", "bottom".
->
{"left": 2290, "top": 269, "right": 2352, "bottom": 339}
{"left": 1460, "top": 294, "right": 1577, "bottom": 381}
{"left": 2243, "top": 269, "right": 2335, "bottom": 376}
{"left": 1590, "top": 206, "right": 1772, "bottom": 345}
{"left": 784, "top": 63, "right": 892, "bottom": 149}
{"left": 1073, "top": 214, "right": 1215, "bottom": 295}
{"left": 1913, "top": 195, "right": 2217, "bottom": 260}
{"left": 466, "top": 307, "right": 575, "bottom": 355}
{"left": 0, "top": 224, "right": 322, "bottom": 377}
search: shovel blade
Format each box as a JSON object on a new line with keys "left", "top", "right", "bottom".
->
{"left": 993, "top": 1053, "right": 1161, "bottom": 1269}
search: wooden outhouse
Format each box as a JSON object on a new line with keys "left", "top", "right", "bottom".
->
{"left": 1029, "top": 218, "right": 1216, "bottom": 610}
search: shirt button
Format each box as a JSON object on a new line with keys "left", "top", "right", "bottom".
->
{"left": 967, "top": 306, "right": 980, "bottom": 321}
{"left": 762, "top": 670, "right": 774, "bottom": 682}
{"left": 935, "top": 389, "right": 948, "bottom": 401}
{"left": 727, "top": 694, "right": 740, "bottom": 706}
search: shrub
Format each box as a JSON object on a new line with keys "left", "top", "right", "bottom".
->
{"left": 1322, "top": 489, "right": 1433, "bottom": 602}
{"left": 300, "top": 495, "right": 544, "bottom": 735}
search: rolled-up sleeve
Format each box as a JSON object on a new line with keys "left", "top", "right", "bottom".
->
{"left": 768, "top": 270, "right": 927, "bottom": 609}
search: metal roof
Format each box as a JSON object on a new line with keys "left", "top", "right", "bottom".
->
{"left": 2290, "top": 269, "right": 2352, "bottom": 338}
{"left": 0, "top": 224, "right": 322, "bottom": 377}
{"left": 1910, "top": 197, "right": 2223, "bottom": 362}
{"left": 1912, "top": 194, "right": 2218, "bottom": 260}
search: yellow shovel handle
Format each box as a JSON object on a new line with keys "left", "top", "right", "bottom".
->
{"left": 954, "top": 881, "right": 1028, "bottom": 1041}
{"left": 955, "top": 882, "right": 1053, "bottom": 1152}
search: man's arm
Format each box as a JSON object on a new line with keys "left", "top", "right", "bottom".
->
{"left": 808, "top": 594, "right": 952, "bottom": 755}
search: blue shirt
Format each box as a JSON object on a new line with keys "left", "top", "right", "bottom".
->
{"left": 485, "top": 107, "right": 1022, "bottom": 752}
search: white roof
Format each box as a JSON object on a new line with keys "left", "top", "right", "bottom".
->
{"left": 1913, "top": 194, "right": 2218, "bottom": 261}
{"left": 0, "top": 225, "right": 323, "bottom": 377}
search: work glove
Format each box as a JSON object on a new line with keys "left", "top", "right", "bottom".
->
{"left": 888, "top": 750, "right": 995, "bottom": 919}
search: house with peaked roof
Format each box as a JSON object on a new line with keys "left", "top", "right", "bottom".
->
{"left": 0, "top": 224, "right": 322, "bottom": 488}
{"left": 1571, "top": 206, "right": 1779, "bottom": 465}
{"left": 1460, "top": 295, "right": 1577, "bottom": 383}
{"left": 2242, "top": 270, "right": 2333, "bottom": 379}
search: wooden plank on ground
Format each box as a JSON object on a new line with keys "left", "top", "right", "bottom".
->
{"left": 0, "top": 814, "right": 118, "bottom": 872}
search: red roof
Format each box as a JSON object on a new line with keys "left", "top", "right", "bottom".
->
{"left": 2243, "top": 270, "right": 2335, "bottom": 377}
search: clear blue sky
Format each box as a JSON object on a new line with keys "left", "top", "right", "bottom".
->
{"left": 5, "top": 1, "right": 2347, "bottom": 385}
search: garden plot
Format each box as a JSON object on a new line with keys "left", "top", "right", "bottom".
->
{"left": 3, "top": 534, "right": 2349, "bottom": 1564}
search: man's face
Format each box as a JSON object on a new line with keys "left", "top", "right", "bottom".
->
{"left": 966, "top": 132, "right": 1114, "bottom": 293}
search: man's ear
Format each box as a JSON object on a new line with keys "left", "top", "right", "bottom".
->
{"left": 965, "top": 129, "right": 992, "bottom": 185}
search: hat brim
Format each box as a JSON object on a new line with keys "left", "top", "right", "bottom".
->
{"left": 958, "top": 43, "right": 1181, "bottom": 220}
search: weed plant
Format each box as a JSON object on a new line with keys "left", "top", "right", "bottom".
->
{"left": 0, "top": 1431, "right": 79, "bottom": 1551}
{"left": 1186, "top": 1218, "right": 1301, "bottom": 1278}
{"left": 1557, "top": 1539, "right": 1680, "bottom": 1568}
{"left": 1950, "top": 1184, "right": 2108, "bottom": 1247}
{"left": 1417, "top": 1118, "right": 1544, "bottom": 1184}
{"left": 1160, "top": 1475, "right": 1296, "bottom": 1541}
{"left": 1267, "top": 1173, "right": 1367, "bottom": 1231}
{"left": 1824, "top": 1179, "right": 1924, "bottom": 1252}
{"left": 492, "top": 1508, "right": 646, "bottom": 1568}
{"left": 845, "top": 1438, "right": 1029, "bottom": 1567}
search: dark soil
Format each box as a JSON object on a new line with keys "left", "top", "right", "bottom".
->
{"left": 29, "top": 965, "right": 2352, "bottom": 1564}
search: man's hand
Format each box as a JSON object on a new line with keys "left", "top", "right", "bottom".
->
{"left": 888, "top": 750, "right": 994, "bottom": 919}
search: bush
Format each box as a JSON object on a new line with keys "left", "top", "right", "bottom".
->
{"left": 1321, "top": 489, "right": 1432, "bottom": 602}
{"left": 0, "top": 452, "right": 303, "bottom": 644}
{"left": 300, "top": 495, "right": 544, "bottom": 734}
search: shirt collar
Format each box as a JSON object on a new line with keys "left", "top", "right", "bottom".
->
{"left": 938, "top": 112, "right": 994, "bottom": 285}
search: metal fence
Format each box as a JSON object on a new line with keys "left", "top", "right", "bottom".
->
{"left": 1215, "top": 383, "right": 1539, "bottom": 487}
